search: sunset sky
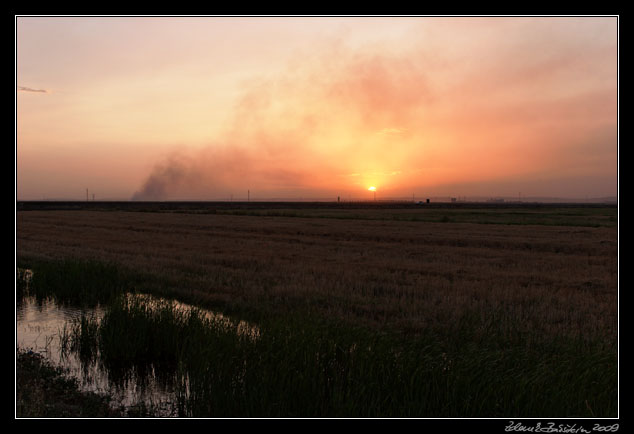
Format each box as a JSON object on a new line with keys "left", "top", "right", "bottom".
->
{"left": 16, "top": 16, "right": 618, "bottom": 201}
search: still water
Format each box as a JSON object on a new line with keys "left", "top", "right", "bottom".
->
{"left": 16, "top": 270, "right": 259, "bottom": 416}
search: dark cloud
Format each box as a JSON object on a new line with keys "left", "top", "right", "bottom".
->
{"left": 17, "top": 86, "right": 48, "bottom": 93}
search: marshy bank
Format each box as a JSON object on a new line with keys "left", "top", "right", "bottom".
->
{"left": 16, "top": 350, "right": 123, "bottom": 417}
{"left": 16, "top": 263, "right": 259, "bottom": 416}
{"left": 15, "top": 258, "right": 617, "bottom": 418}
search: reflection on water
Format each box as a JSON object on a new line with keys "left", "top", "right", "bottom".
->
{"left": 122, "top": 292, "right": 260, "bottom": 341}
{"left": 16, "top": 269, "right": 259, "bottom": 417}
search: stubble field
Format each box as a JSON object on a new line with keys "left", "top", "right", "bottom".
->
{"left": 16, "top": 206, "right": 617, "bottom": 340}
{"left": 15, "top": 204, "right": 618, "bottom": 417}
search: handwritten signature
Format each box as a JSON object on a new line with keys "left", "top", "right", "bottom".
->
{"left": 505, "top": 421, "right": 619, "bottom": 433}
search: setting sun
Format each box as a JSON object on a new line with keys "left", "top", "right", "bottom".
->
{"left": 16, "top": 17, "right": 617, "bottom": 201}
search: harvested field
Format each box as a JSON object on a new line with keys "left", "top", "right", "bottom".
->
{"left": 16, "top": 207, "right": 618, "bottom": 344}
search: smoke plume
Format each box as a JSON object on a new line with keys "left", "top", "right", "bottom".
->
{"left": 132, "top": 18, "right": 617, "bottom": 200}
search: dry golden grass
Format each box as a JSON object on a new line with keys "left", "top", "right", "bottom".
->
{"left": 16, "top": 209, "right": 617, "bottom": 343}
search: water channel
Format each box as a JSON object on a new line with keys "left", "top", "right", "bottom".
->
{"left": 16, "top": 269, "right": 259, "bottom": 416}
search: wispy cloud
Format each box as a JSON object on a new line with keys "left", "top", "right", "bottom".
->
{"left": 17, "top": 85, "right": 48, "bottom": 93}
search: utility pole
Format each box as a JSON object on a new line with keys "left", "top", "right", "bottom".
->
{"left": 248, "top": 190, "right": 250, "bottom": 202}
{"left": 86, "top": 188, "right": 89, "bottom": 202}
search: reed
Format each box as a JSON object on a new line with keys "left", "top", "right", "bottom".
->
{"left": 59, "top": 313, "right": 100, "bottom": 363}
{"left": 50, "top": 278, "right": 616, "bottom": 417}
{"left": 23, "top": 258, "right": 129, "bottom": 307}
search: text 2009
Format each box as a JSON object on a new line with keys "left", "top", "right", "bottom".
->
{"left": 593, "top": 425, "right": 619, "bottom": 432}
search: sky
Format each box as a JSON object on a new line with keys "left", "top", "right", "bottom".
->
{"left": 16, "top": 16, "right": 618, "bottom": 201}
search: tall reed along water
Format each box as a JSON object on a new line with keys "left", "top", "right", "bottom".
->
{"left": 16, "top": 257, "right": 617, "bottom": 418}
{"left": 16, "top": 268, "right": 259, "bottom": 416}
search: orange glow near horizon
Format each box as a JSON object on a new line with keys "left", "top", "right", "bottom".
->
{"left": 16, "top": 17, "right": 617, "bottom": 201}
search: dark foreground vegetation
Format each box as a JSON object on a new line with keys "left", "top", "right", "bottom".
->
{"left": 16, "top": 204, "right": 618, "bottom": 417}
{"left": 16, "top": 350, "right": 121, "bottom": 417}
